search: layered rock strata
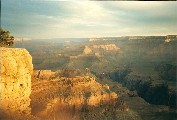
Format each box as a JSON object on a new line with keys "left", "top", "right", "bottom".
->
{"left": 0, "top": 48, "right": 33, "bottom": 118}
{"left": 83, "top": 46, "right": 92, "bottom": 55}
{"left": 30, "top": 75, "right": 118, "bottom": 118}
{"left": 92, "top": 44, "right": 120, "bottom": 51}
{"left": 33, "top": 70, "right": 55, "bottom": 80}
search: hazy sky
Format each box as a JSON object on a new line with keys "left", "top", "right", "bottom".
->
{"left": 1, "top": 0, "right": 177, "bottom": 39}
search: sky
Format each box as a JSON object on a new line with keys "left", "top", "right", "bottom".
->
{"left": 1, "top": 0, "right": 177, "bottom": 39}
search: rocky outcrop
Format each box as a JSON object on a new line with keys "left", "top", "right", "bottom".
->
{"left": 30, "top": 75, "right": 118, "bottom": 119}
{"left": 33, "top": 70, "right": 55, "bottom": 80}
{"left": 82, "top": 44, "right": 120, "bottom": 56}
{"left": 87, "top": 92, "right": 117, "bottom": 106}
{"left": 83, "top": 46, "right": 92, "bottom": 55}
{"left": 32, "top": 75, "right": 118, "bottom": 105}
{"left": 92, "top": 44, "right": 120, "bottom": 51}
{"left": 0, "top": 48, "right": 33, "bottom": 118}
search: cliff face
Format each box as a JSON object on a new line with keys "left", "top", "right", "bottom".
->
{"left": 33, "top": 70, "right": 55, "bottom": 80}
{"left": 30, "top": 75, "right": 118, "bottom": 119}
{"left": 92, "top": 44, "right": 120, "bottom": 51}
{"left": 100, "top": 70, "right": 177, "bottom": 108}
{"left": 31, "top": 76, "right": 118, "bottom": 106}
{"left": 0, "top": 48, "right": 33, "bottom": 118}
{"left": 83, "top": 46, "right": 92, "bottom": 55}
{"left": 82, "top": 44, "right": 120, "bottom": 56}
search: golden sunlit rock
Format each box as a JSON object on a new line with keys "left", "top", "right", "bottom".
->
{"left": 92, "top": 44, "right": 120, "bottom": 51}
{"left": 83, "top": 46, "right": 92, "bottom": 55}
{"left": 165, "top": 39, "right": 171, "bottom": 43}
{"left": 0, "top": 48, "right": 33, "bottom": 119}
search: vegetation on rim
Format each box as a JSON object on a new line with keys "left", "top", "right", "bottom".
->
{"left": 0, "top": 28, "right": 14, "bottom": 47}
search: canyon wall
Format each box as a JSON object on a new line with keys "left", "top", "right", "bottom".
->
{"left": 82, "top": 44, "right": 120, "bottom": 56}
{"left": 92, "top": 44, "right": 120, "bottom": 51}
{"left": 99, "top": 70, "right": 176, "bottom": 108}
{"left": 30, "top": 75, "right": 119, "bottom": 118}
{"left": 83, "top": 46, "right": 92, "bottom": 55}
{"left": 0, "top": 48, "right": 33, "bottom": 118}
{"left": 33, "top": 70, "right": 55, "bottom": 80}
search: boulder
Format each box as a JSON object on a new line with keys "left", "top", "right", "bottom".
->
{"left": 0, "top": 48, "right": 33, "bottom": 118}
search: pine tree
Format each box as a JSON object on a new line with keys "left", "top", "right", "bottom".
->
{"left": 0, "top": 28, "right": 14, "bottom": 47}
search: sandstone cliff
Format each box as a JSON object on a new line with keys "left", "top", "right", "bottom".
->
{"left": 92, "top": 44, "right": 120, "bottom": 51}
{"left": 83, "top": 46, "right": 92, "bottom": 55}
{"left": 82, "top": 44, "right": 120, "bottom": 56}
{"left": 30, "top": 75, "right": 118, "bottom": 119}
{"left": 31, "top": 75, "right": 118, "bottom": 106}
{"left": 33, "top": 70, "right": 55, "bottom": 80}
{"left": 0, "top": 48, "right": 33, "bottom": 119}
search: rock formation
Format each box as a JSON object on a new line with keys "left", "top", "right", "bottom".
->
{"left": 30, "top": 75, "right": 119, "bottom": 119}
{"left": 33, "top": 70, "right": 55, "bottom": 80}
{"left": 0, "top": 48, "right": 33, "bottom": 118}
{"left": 82, "top": 44, "right": 120, "bottom": 56}
{"left": 31, "top": 75, "right": 118, "bottom": 106}
{"left": 92, "top": 44, "right": 120, "bottom": 51}
{"left": 83, "top": 46, "right": 92, "bottom": 54}
{"left": 101, "top": 70, "right": 177, "bottom": 108}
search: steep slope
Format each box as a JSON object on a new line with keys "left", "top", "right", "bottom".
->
{"left": 30, "top": 74, "right": 141, "bottom": 120}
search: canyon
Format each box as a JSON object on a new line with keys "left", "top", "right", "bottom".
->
{"left": 1, "top": 48, "right": 134, "bottom": 120}
{"left": 1, "top": 36, "right": 176, "bottom": 120}
{"left": 97, "top": 71, "right": 176, "bottom": 108}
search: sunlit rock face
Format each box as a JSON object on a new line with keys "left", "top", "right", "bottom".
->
{"left": 60, "top": 76, "right": 118, "bottom": 106}
{"left": 30, "top": 75, "right": 118, "bottom": 118}
{"left": 82, "top": 44, "right": 120, "bottom": 56}
{"left": 33, "top": 70, "right": 55, "bottom": 80}
{"left": 92, "top": 44, "right": 120, "bottom": 51}
{"left": 87, "top": 92, "right": 117, "bottom": 106}
{"left": 83, "top": 46, "right": 92, "bottom": 55}
{"left": 0, "top": 48, "right": 33, "bottom": 117}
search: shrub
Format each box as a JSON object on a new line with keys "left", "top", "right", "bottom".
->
{"left": 0, "top": 28, "right": 14, "bottom": 47}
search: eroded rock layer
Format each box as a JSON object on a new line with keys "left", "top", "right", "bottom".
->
{"left": 30, "top": 75, "right": 119, "bottom": 119}
{"left": 0, "top": 48, "right": 33, "bottom": 118}
{"left": 92, "top": 44, "right": 120, "bottom": 51}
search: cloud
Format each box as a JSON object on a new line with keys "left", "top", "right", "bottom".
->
{"left": 1, "top": 1, "right": 177, "bottom": 38}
